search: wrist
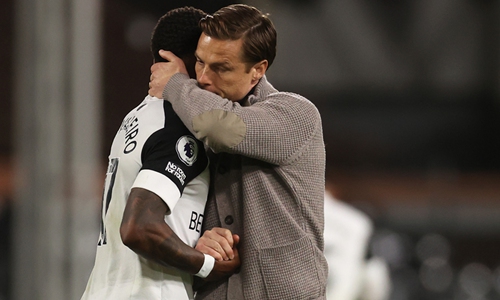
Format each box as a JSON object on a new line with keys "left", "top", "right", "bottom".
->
{"left": 195, "top": 253, "right": 215, "bottom": 278}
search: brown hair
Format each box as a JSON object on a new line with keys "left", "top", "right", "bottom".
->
{"left": 199, "top": 4, "right": 277, "bottom": 70}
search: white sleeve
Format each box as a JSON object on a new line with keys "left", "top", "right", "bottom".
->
{"left": 132, "top": 169, "right": 181, "bottom": 214}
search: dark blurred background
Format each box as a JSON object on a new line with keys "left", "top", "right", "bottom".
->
{"left": 1, "top": 0, "right": 500, "bottom": 299}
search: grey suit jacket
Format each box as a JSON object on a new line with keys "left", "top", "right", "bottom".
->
{"left": 164, "top": 74, "right": 328, "bottom": 300}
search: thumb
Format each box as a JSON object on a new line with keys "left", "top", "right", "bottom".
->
{"left": 232, "top": 234, "right": 240, "bottom": 247}
{"left": 159, "top": 50, "right": 177, "bottom": 62}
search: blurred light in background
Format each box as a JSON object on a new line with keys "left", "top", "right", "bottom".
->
{"left": 125, "top": 14, "right": 157, "bottom": 52}
{"left": 371, "top": 229, "right": 413, "bottom": 269}
{"left": 458, "top": 263, "right": 493, "bottom": 298}
{"left": 419, "top": 257, "right": 453, "bottom": 293}
{"left": 416, "top": 233, "right": 451, "bottom": 263}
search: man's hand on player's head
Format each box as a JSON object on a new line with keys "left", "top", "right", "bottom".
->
{"left": 148, "top": 50, "right": 188, "bottom": 98}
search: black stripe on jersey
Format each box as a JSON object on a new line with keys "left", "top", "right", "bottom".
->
{"left": 140, "top": 101, "right": 208, "bottom": 193}
{"left": 136, "top": 103, "right": 147, "bottom": 111}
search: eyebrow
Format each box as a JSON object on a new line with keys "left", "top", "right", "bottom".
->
{"left": 211, "top": 61, "right": 232, "bottom": 70}
{"left": 195, "top": 52, "right": 234, "bottom": 70}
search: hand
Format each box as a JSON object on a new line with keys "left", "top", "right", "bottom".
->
{"left": 196, "top": 228, "right": 240, "bottom": 261}
{"left": 148, "top": 50, "right": 188, "bottom": 98}
{"left": 204, "top": 247, "right": 241, "bottom": 282}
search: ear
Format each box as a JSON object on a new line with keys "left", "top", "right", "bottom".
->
{"left": 250, "top": 60, "right": 268, "bottom": 84}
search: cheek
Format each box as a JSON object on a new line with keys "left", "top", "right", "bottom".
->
{"left": 223, "top": 73, "right": 251, "bottom": 88}
{"left": 223, "top": 75, "right": 254, "bottom": 99}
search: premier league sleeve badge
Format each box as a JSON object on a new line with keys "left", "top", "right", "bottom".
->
{"left": 175, "top": 135, "right": 198, "bottom": 166}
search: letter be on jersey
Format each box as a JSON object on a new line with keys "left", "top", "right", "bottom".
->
{"left": 189, "top": 211, "right": 203, "bottom": 232}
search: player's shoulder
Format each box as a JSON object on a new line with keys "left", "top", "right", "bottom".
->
{"left": 133, "top": 95, "right": 166, "bottom": 117}
{"left": 115, "top": 96, "right": 167, "bottom": 150}
{"left": 125, "top": 96, "right": 170, "bottom": 129}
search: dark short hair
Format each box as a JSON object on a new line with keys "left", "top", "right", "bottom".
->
{"left": 151, "top": 7, "right": 207, "bottom": 62}
{"left": 199, "top": 4, "right": 277, "bottom": 69}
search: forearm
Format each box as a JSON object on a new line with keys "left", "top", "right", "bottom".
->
{"left": 123, "top": 219, "right": 238, "bottom": 281}
{"left": 162, "top": 73, "right": 237, "bottom": 136}
{"left": 120, "top": 190, "right": 204, "bottom": 274}
{"left": 121, "top": 188, "right": 239, "bottom": 279}
{"left": 163, "top": 74, "right": 323, "bottom": 164}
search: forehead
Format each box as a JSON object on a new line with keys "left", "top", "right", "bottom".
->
{"left": 196, "top": 33, "right": 245, "bottom": 65}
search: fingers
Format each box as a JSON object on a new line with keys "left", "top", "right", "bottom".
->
{"left": 195, "top": 228, "right": 236, "bottom": 261}
{"left": 196, "top": 237, "right": 225, "bottom": 261}
{"left": 232, "top": 247, "right": 240, "bottom": 264}
{"left": 148, "top": 50, "right": 188, "bottom": 98}
{"left": 148, "top": 60, "right": 170, "bottom": 98}
{"left": 204, "top": 246, "right": 241, "bottom": 282}
{"left": 210, "top": 227, "right": 234, "bottom": 247}
{"left": 147, "top": 78, "right": 164, "bottom": 98}
{"left": 208, "top": 228, "right": 235, "bottom": 260}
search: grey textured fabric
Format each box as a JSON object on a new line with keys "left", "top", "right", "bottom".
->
{"left": 163, "top": 74, "right": 328, "bottom": 300}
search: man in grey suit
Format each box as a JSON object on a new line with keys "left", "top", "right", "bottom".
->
{"left": 149, "top": 4, "right": 327, "bottom": 299}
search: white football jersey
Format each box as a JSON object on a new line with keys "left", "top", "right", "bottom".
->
{"left": 82, "top": 95, "right": 209, "bottom": 300}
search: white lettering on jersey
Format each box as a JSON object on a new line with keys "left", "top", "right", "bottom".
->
{"left": 176, "top": 136, "right": 198, "bottom": 166}
{"left": 166, "top": 161, "right": 186, "bottom": 185}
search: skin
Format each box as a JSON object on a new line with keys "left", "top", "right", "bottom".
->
{"left": 149, "top": 33, "right": 268, "bottom": 102}
{"left": 120, "top": 187, "right": 240, "bottom": 280}
{"left": 195, "top": 227, "right": 239, "bottom": 261}
{"left": 194, "top": 33, "right": 267, "bottom": 101}
{"left": 148, "top": 33, "right": 269, "bottom": 259}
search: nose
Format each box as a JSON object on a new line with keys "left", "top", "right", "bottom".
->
{"left": 197, "top": 65, "right": 212, "bottom": 87}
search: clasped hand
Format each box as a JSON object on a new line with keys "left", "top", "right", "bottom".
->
{"left": 197, "top": 227, "right": 241, "bottom": 281}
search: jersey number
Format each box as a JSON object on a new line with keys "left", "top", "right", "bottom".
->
{"left": 98, "top": 158, "right": 119, "bottom": 246}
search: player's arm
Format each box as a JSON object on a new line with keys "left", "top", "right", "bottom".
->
{"left": 120, "top": 187, "right": 240, "bottom": 281}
